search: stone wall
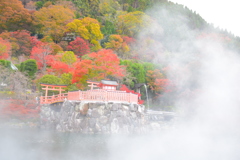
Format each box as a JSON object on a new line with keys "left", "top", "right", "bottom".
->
{"left": 40, "top": 101, "right": 147, "bottom": 134}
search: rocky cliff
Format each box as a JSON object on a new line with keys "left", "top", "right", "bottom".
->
{"left": 40, "top": 101, "right": 147, "bottom": 134}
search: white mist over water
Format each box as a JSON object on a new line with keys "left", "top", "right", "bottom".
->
{"left": 106, "top": 5, "right": 240, "bottom": 160}
{"left": 104, "top": 40, "right": 240, "bottom": 159}
{"left": 1, "top": 4, "right": 240, "bottom": 160}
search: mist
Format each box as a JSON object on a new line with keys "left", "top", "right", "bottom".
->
{"left": 1, "top": 3, "right": 240, "bottom": 160}
{"left": 108, "top": 4, "right": 240, "bottom": 160}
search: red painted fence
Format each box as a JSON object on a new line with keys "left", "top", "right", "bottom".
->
{"left": 40, "top": 93, "right": 68, "bottom": 104}
{"left": 40, "top": 89, "right": 139, "bottom": 104}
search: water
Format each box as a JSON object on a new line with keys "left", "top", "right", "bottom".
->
{"left": 1, "top": 124, "right": 239, "bottom": 160}
{"left": 0, "top": 128, "right": 162, "bottom": 160}
{"left": 0, "top": 128, "right": 110, "bottom": 160}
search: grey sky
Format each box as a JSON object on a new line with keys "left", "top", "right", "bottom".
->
{"left": 170, "top": 0, "right": 240, "bottom": 37}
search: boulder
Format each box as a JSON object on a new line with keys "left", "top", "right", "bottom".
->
{"left": 80, "top": 103, "right": 89, "bottom": 115}
{"left": 91, "top": 108, "right": 100, "bottom": 118}
{"left": 111, "top": 103, "right": 119, "bottom": 111}
{"left": 111, "top": 118, "right": 119, "bottom": 133}
{"left": 89, "top": 118, "right": 96, "bottom": 128}
{"left": 99, "top": 116, "right": 108, "bottom": 124}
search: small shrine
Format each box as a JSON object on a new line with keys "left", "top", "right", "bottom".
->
{"left": 40, "top": 80, "right": 139, "bottom": 105}
{"left": 87, "top": 80, "right": 118, "bottom": 91}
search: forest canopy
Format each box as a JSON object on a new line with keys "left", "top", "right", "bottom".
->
{"left": 0, "top": 0, "right": 239, "bottom": 109}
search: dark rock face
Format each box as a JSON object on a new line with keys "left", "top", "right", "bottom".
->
{"left": 40, "top": 101, "right": 147, "bottom": 134}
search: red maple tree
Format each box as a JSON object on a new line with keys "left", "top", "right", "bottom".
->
{"left": 67, "top": 37, "right": 91, "bottom": 57}
{"left": 72, "top": 49, "right": 125, "bottom": 89}
{"left": 30, "top": 42, "right": 52, "bottom": 71}
{"left": 0, "top": 37, "right": 11, "bottom": 59}
{"left": 0, "top": 30, "right": 34, "bottom": 56}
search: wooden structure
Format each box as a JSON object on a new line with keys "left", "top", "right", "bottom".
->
{"left": 67, "top": 90, "right": 138, "bottom": 103}
{"left": 40, "top": 80, "right": 139, "bottom": 105}
{"left": 87, "top": 80, "right": 118, "bottom": 91}
{"left": 87, "top": 81, "right": 100, "bottom": 90}
{"left": 40, "top": 84, "right": 68, "bottom": 104}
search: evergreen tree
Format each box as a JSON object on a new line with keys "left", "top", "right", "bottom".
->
{"left": 0, "top": 59, "right": 11, "bottom": 68}
{"left": 20, "top": 59, "right": 38, "bottom": 78}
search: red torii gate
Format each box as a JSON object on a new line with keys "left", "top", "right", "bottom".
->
{"left": 41, "top": 83, "right": 67, "bottom": 96}
{"left": 87, "top": 80, "right": 100, "bottom": 90}
{"left": 40, "top": 84, "right": 68, "bottom": 104}
{"left": 39, "top": 80, "right": 140, "bottom": 104}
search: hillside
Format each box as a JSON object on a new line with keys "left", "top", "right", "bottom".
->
{"left": 0, "top": 0, "right": 240, "bottom": 113}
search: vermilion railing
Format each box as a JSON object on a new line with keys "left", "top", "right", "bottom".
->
{"left": 40, "top": 93, "right": 68, "bottom": 104}
{"left": 40, "top": 90, "right": 139, "bottom": 104}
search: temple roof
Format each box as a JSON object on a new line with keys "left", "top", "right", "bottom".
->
{"left": 100, "top": 80, "right": 118, "bottom": 86}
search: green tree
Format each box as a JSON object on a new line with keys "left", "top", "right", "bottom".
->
{"left": 121, "top": 60, "right": 145, "bottom": 88}
{"left": 60, "top": 73, "right": 78, "bottom": 91}
{"left": 116, "top": 11, "right": 154, "bottom": 37}
{"left": 37, "top": 74, "right": 62, "bottom": 95}
{"left": 20, "top": 59, "right": 38, "bottom": 78}
{"left": 0, "top": 59, "right": 11, "bottom": 68}
{"left": 71, "top": 0, "right": 100, "bottom": 18}
{"left": 101, "top": 21, "right": 117, "bottom": 35}
{"left": 60, "top": 73, "right": 72, "bottom": 85}
{"left": 60, "top": 51, "right": 77, "bottom": 65}
{"left": 38, "top": 74, "right": 61, "bottom": 85}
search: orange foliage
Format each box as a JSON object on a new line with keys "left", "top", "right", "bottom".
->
{"left": 33, "top": 5, "right": 75, "bottom": 42}
{"left": 0, "top": 0, "right": 33, "bottom": 32}
{"left": 47, "top": 61, "right": 73, "bottom": 75}
{"left": 0, "top": 38, "right": 11, "bottom": 59}
{"left": 154, "top": 79, "right": 174, "bottom": 93}
{"left": 72, "top": 49, "right": 125, "bottom": 88}
{"left": 46, "top": 51, "right": 78, "bottom": 75}
{"left": 122, "top": 36, "right": 135, "bottom": 44}
{"left": 147, "top": 69, "right": 174, "bottom": 95}
{"left": 0, "top": 30, "right": 34, "bottom": 56}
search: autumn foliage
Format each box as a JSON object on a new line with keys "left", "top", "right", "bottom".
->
{"left": 146, "top": 69, "right": 174, "bottom": 95}
{"left": 33, "top": 5, "right": 75, "bottom": 42}
{"left": 0, "top": 38, "right": 11, "bottom": 59}
{"left": 66, "top": 17, "right": 103, "bottom": 51}
{"left": 72, "top": 49, "right": 125, "bottom": 88}
{"left": 30, "top": 42, "right": 52, "bottom": 71}
{"left": 0, "top": 30, "right": 34, "bottom": 56}
{"left": 46, "top": 51, "right": 77, "bottom": 75}
{"left": 0, "top": 0, "right": 33, "bottom": 32}
{"left": 1, "top": 0, "right": 236, "bottom": 110}
{"left": 0, "top": 99, "right": 40, "bottom": 120}
{"left": 67, "top": 37, "right": 90, "bottom": 57}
